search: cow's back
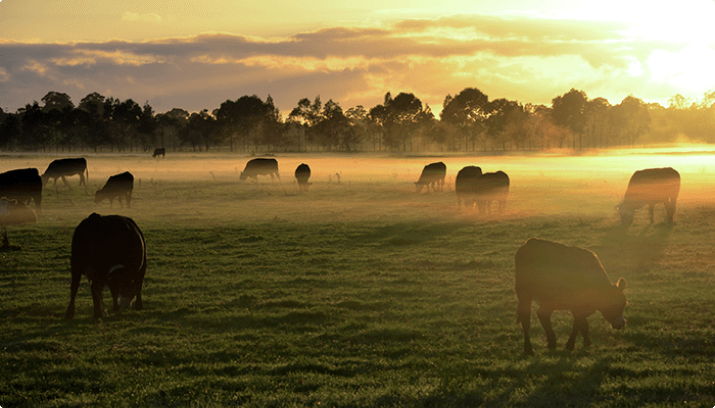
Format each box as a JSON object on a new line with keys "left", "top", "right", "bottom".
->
{"left": 0, "top": 168, "right": 43, "bottom": 210}
{"left": 418, "top": 162, "right": 446, "bottom": 182}
{"left": 72, "top": 213, "right": 146, "bottom": 280}
{"left": 515, "top": 238, "right": 612, "bottom": 302}
{"left": 295, "top": 163, "right": 311, "bottom": 183}
{"left": 625, "top": 167, "right": 680, "bottom": 202}
{"left": 455, "top": 166, "right": 482, "bottom": 195}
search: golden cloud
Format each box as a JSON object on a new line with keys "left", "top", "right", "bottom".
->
{"left": 122, "top": 12, "right": 163, "bottom": 24}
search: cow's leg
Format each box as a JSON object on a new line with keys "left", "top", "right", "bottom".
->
{"left": 536, "top": 307, "right": 556, "bottom": 349}
{"left": 517, "top": 297, "right": 533, "bottom": 355}
{"left": 61, "top": 176, "right": 70, "bottom": 189}
{"left": 648, "top": 204, "right": 655, "bottom": 224}
{"left": 666, "top": 198, "right": 677, "bottom": 224}
{"left": 65, "top": 270, "right": 83, "bottom": 319}
{"left": 90, "top": 280, "right": 105, "bottom": 319}
{"left": 126, "top": 192, "right": 132, "bottom": 209}
{"left": 110, "top": 285, "right": 120, "bottom": 312}
{"left": 565, "top": 313, "right": 589, "bottom": 350}
{"left": 580, "top": 318, "right": 591, "bottom": 347}
{"left": 109, "top": 198, "right": 114, "bottom": 209}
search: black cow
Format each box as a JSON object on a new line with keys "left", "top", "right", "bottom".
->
{"left": 66, "top": 213, "right": 147, "bottom": 319}
{"left": 240, "top": 158, "right": 280, "bottom": 182}
{"left": 515, "top": 238, "right": 627, "bottom": 355}
{"left": 0, "top": 168, "right": 42, "bottom": 213}
{"left": 295, "top": 163, "right": 312, "bottom": 192}
{"left": 42, "top": 158, "right": 88, "bottom": 188}
{"left": 152, "top": 148, "right": 166, "bottom": 158}
{"left": 618, "top": 167, "right": 680, "bottom": 226}
{"left": 95, "top": 172, "right": 134, "bottom": 208}
{"left": 455, "top": 166, "right": 482, "bottom": 209}
{"left": 0, "top": 197, "right": 38, "bottom": 249}
{"left": 476, "top": 171, "right": 510, "bottom": 214}
{"left": 415, "top": 162, "right": 446, "bottom": 193}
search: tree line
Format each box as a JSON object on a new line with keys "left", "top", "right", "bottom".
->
{"left": 1, "top": 87, "right": 714, "bottom": 153}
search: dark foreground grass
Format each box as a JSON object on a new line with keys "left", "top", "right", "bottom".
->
{"left": 1, "top": 154, "right": 715, "bottom": 407}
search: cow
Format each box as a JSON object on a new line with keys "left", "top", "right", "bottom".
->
{"left": 0, "top": 168, "right": 42, "bottom": 213}
{"left": 152, "top": 148, "right": 166, "bottom": 158}
{"left": 42, "top": 158, "right": 88, "bottom": 188}
{"left": 415, "top": 162, "right": 446, "bottom": 193}
{"left": 95, "top": 172, "right": 134, "bottom": 209}
{"left": 475, "top": 171, "right": 510, "bottom": 214}
{"left": 618, "top": 167, "right": 680, "bottom": 226}
{"left": 295, "top": 163, "right": 312, "bottom": 192}
{"left": 455, "top": 166, "right": 482, "bottom": 209}
{"left": 0, "top": 197, "right": 38, "bottom": 249}
{"left": 65, "top": 213, "right": 147, "bottom": 319}
{"left": 515, "top": 238, "right": 627, "bottom": 355}
{"left": 239, "top": 158, "right": 280, "bottom": 182}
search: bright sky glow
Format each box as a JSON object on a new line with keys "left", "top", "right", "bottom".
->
{"left": 1, "top": 0, "right": 714, "bottom": 115}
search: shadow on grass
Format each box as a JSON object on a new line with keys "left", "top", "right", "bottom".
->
{"left": 592, "top": 222, "right": 672, "bottom": 278}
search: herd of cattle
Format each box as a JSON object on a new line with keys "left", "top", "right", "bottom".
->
{"left": 0, "top": 155, "right": 682, "bottom": 354}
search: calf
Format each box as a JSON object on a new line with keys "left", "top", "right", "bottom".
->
{"left": 415, "top": 162, "right": 446, "bottom": 193}
{"left": 618, "top": 167, "right": 680, "bottom": 226}
{"left": 65, "top": 213, "right": 147, "bottom": 319}
{"left": 240, "top": 158, "right": 280, "bottom": 182}
{"left": 476, "top": 171, "right": 510, "bottom": 214}
{"left": 515, "top": 238, "right": 627, "bottom": 355}
{"left": 42, "top": 158, "right": 88, "bottom": 188}
{"left": 294, "top": 163, "right": 312, "bottom": 192}
{"left": 95, "top": 172, "right": 134, "bottom": 208}
{"left": 455, "top": 166, "right": 482, "bottom": 209}
{"left": 152, "top": 148, "right": 166, "bottom": 158}
{"left": 0, "top": 168, "right": 42, "bottom": 213}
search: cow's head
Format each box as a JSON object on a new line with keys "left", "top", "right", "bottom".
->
{"left": 414, "top": 182, "right": 425, "bottom": 193}
{"left": 601, "top": 278, "right": 627, "bottom": 329}
{"left": 93, "top": 190, "right": 105, "bottom": 204}
{"left": 617, "top": 204, "right": 634, "bottom": 226}
{"left": 107, "top": 264, "right": 138, "bottom": 307}
{"left": 239, "top": 172, "right": 247, "bottom": 181}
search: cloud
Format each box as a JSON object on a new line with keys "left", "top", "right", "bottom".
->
{"left": 122, "top": 12, "right": 163, "bottom": 24}
{"left": 0, "top": 13, "right": 713, "bottom": 115}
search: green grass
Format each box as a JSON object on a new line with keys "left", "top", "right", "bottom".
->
{"left": 1, "top": 153, "right": 714, "bottom": 407}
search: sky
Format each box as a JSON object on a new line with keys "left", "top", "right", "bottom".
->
{"left": 2, "top": 0, "right": 715, "bottom": 117}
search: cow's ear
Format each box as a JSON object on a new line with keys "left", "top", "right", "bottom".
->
{"left": 617, "top": 278, "right": 626, "bottom": 291}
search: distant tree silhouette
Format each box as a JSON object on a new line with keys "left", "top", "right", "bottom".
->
{"left": 441, "top": 87, "right": 490, "bottom": 150}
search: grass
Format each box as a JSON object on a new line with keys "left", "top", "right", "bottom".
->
{"left": 1, "top": 152, "right": 714, "bottom": 407}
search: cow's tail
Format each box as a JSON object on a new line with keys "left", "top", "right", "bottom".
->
{"left": 86, "top": 167, "right": 89, "bottom": 185}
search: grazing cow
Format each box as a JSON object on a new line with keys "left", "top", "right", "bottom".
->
{"left": 476, "top": 171, "right": 510, "bottom": 214}
{"left": 65, "top": 213, "right": 147, "bottom": 319}
{"left": 515, "top": 238, "right": 627, "bottom": 355}
{"left": 618, "top": 167, "right": 680, "bottom": 226}
{"left": 42, "top": 158, "right": 88, "bottom": 188}
{"left": 455, "top": 166, "right": 482, "bottom": 209}
{"left": 295, "top": 163, "right": 312, "bottom": 192}
{"left": 240, "top": 158, "right": 280, "bottom": 182}
{"left": 0, "top": 197, "right": 38, "bottom": 249}
{"left": 95, "top": 172, "right": 134, "bottom": 209}
{"left": 0, "top": 168, "right": 42, "bottom": 213}
{"left": 415, "top": 162, "right": 446, "bottom": 193}
{"left": 152, "top": 148, "right": 166, "bottom": 158}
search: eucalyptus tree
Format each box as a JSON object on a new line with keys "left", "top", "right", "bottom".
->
{"left": 440, "top": 87, "right": 490, "bottom": 151}
{"left": 216, "top": 95, "right": 281, "bottom": 152}
{"left": 610, "top": 96, "right": 650, "bottom": 146}
{"left": 551, "top": 88, "right": 587, "bottom": 149}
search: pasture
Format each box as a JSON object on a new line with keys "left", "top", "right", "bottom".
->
{"left": 1, "top": 150, "right": 714, "bottom": 407}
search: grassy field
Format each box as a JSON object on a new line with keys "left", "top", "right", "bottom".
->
{"left": 1, "top": 151, "right": 714, "bottom": 407}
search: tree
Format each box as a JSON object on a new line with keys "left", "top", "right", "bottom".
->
{"left": 41, "top": 91, "right": 74, "bottom": 113}
{"left": 0, "top": 114, "right": 21, "bottom": 150}
{"left": 181, "top": 109, "right": 217, "bottom": 151}
{"left": 583, "top": 97, "right": 612, "bottom": 148}
{"left": 552, "top": 88, "right": 588, "bottom": 149}
{"left": 441, "top": 87, "right": 490, "bottom": 150}
{"left": 215, "top": 95, "right": 281, "bottom": 152}
{"left": 611, "top": 96, "right": 650, "bottom": 146}
{"left": 369, "top": 92, "right": 428, "bottom": 151}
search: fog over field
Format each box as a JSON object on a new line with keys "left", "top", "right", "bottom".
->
{"left": 2, "top": 146, "right": 713, "bottom": 227}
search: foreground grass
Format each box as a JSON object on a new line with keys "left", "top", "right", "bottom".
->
{"left": 1, "top": 153, "right": 714, "bottom": 407}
